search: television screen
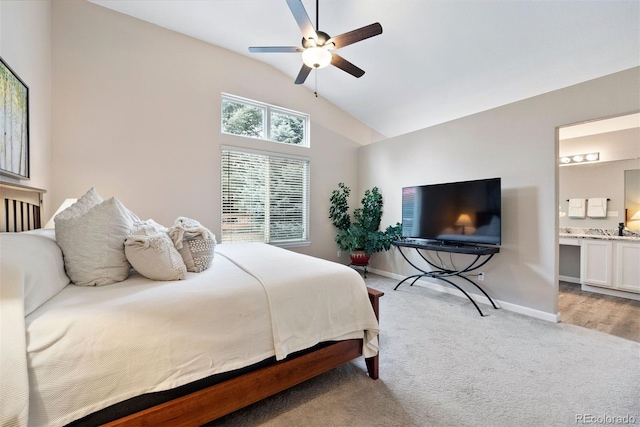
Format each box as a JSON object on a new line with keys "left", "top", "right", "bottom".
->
{"left": 402, "top": 178, "right": 501, "bottom": 246}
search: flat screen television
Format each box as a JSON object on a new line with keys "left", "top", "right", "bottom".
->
{"left": 402, "top": 177, "right": 501, "bottom": 246}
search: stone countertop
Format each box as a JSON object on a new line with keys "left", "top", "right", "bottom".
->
{"left": 559, "top": 232, "right": 640, "bottom": 242}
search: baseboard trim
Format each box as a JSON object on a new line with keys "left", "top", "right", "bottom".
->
{"left": 581, "top": 284, "right": 640, "bottom": 301}
{"left": 559, "top": 275, "right": 580, "bottom": 284}
{"left": 368, "top": 267, "right": 561, "bottom": 323}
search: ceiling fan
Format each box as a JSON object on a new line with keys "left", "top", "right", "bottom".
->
{"left": 249, "top": 0, "right": 383, "bottom": 85}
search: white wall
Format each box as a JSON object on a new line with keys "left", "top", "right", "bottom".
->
{"left": 560, "top": 127, "right": 640, "bottom": 164}
{"left": 0, "top": 0, "right": 52, "bottom": 216}
{"left": 51, "top": 0, "right": 374, "bottom": 261}
{"left": 358, "top": 67, "right": 640, "bottom": 316}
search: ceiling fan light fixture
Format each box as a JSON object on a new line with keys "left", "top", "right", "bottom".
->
{"left": 248, "top": 0, "right": 382, "bottom": 84}
{"left": 302, "top": 47, "right": 332, "bottom": 69}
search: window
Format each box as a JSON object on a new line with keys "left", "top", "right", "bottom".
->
{"left": 221, "top": 94, "right": 309, "bottom": 147}
{"left": 221, "top": 147, "right": 310, "bottom": 245}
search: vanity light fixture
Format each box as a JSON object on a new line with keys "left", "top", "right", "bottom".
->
{"left": 559, "top": 152, "right": 599, "bottom": 165}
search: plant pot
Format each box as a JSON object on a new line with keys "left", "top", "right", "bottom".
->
{"left": 350, "top": 251, "right": 370, "bottom": 266}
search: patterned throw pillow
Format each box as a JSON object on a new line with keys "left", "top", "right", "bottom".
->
{"left": 168, "top": 217, "right": 216, "bottom": 273}
{"left": 125, "top": 220, "right": 187, "bottom": 281}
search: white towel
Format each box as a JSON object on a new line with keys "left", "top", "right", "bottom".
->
{"left": 568, "top": 198, "right": 586, "bottom": 218}
{"left": 587, "top": 198, "right": 608, "bottom": 218}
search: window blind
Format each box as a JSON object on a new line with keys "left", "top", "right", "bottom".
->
{"left": 221, "top": 149, "right": 309, "bottom": 244}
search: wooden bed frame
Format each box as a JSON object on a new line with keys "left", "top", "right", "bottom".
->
{"left": 0, "top": 181, "right": 45, "bottom": 231}
{"left": 0, "top": 182, "right": 383, "bottom": 426}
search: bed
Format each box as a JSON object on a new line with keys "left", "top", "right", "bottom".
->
{"left": 0, "top": 183, "right": 382, "bottom": 427}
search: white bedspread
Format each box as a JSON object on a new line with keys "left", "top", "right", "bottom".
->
{"left": 0, "top": 262, "right": 29, "bottom": 427}
{"left": 216, "top": 243, "right": 379, "bottom": 359}
{"left": 2, "top": 241, "right": 378, "bottom": 427}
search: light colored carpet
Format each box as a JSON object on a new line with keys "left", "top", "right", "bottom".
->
{"left": 209, "top": 274, "right": 640, "bottom": 427}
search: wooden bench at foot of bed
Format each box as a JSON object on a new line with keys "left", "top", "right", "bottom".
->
{"left": 104, "top": 287, "right": 384, "bottom": 427}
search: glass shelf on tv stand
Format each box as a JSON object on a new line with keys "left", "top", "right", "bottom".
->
{"left": 391, "top": 240, "right": 500, "bottom": 316}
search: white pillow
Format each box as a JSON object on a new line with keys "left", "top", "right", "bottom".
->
{"left": 1, "top": 230, "right": 70, "bottom": 315}
{"left": 125, "top": 220, "right": 186, "bottom": 281}
{"left": 55, "top": 197, "right": 139, "bottom": 286}
{"left": 168, "top": 217, "right": 216, "bottom": 273}
{"left": 54, "top": 187, "right": 103, "bottom": 223}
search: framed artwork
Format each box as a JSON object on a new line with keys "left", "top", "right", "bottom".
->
{"left": 0, "top": 56, "right": 29, "bottom": 179}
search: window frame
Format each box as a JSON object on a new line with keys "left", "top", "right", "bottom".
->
{"left": 221, "top": 145, "right": 311, "bottom": 247}
{"left": 221, "top": 93, "right": 310, "bottom": 148}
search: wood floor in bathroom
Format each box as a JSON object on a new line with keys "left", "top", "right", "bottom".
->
{"left": 558, "top": 281, "right": 640, "bottom": 343}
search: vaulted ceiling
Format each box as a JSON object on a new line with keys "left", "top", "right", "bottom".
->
{"left": 91, "top": 0, "right": 639, "bottom": 140}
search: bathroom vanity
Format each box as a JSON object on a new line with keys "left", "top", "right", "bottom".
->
{"left": 559, "top": 230, "right": 640, "bottom": 300}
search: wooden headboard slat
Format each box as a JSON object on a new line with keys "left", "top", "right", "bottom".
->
{"left": 26, "top": 202, "right": 30, "bottom": 230}
{"left": 12, "top": 200, "right": 17, "bottom": 232}
{"left": 0, "top": 182, "right": 46, "bottom": 232}
{"left": 2, "top": 199, "right": 7, "bottom": 232}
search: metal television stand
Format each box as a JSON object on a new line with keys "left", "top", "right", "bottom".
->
{"left": 392, "top": 240, "right": 500, "bottom": 316}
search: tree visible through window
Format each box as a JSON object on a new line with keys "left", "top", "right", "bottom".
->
{"left": 222, "top": 99, "right": 264, "bottom": 138}
{"left": 270, "top": 111, "right": 305, "bottom": 145}
{"left": 221, "top": 94, "right": 309, "bottom": 147}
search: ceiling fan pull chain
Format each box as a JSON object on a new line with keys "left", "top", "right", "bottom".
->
{"left": 314, "top": 70, "right": 318, "bottom": 97}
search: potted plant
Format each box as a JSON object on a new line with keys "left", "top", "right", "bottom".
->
{"left": 329, "top": 183, "right": 402, "bottom": 265}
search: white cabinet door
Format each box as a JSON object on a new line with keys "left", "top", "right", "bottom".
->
{"left": 581, "top": 240, "right": 613, "bottom": 288}
{"left": 616, "top": 242, "right": 640, "bottom": 293}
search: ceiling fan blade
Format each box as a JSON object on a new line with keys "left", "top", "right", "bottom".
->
{"left": 331, "top": 53, "right": 365, "bottom": 78}
{"left": 326, "top": 23, "right": 383, "bottom": 49}
{"left": 286, "top": 0, "right": 316, "bottom": 41}
{"left": 294, "top": 64, "right": 313, "bottom": 84}
{"left": 249, "top": 46, "right": 304, "bottom": 53}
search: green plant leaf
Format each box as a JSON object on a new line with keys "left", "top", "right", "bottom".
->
{"left": 329, "top": 184, "right": 403, "bottom": 254}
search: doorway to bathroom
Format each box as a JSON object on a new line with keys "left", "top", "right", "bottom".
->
{"left": 557, "top": 112, "right": 640, "bottom": 342}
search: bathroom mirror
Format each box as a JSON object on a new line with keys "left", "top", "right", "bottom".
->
{"left": 559, "top": 112, "right": 640, "bottom": 230}
{"left": 626, "top": 169, "right": 640, "bottom": 230}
